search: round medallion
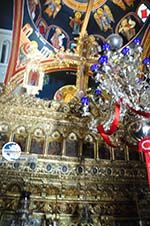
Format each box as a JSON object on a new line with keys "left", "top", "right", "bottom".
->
{"left": 29, "top": 162, "right": 36, "bottom": 170}
{"left": 46, "top": 164, "right": 52, "bottom": 172}
{"left": 61, "top": 165, "right": 68, "bottom": 173}
{"left": 62, "top": 0, "right": 107, "bottom": 12}
{"left": 107, "top": 168, "right": 112, "bottom": 175}
{"left": 76, "top": 165, "right": 84, "bottom": 174}
{"left": 91, "top": 166, "right": 98, "bottom": 175}
{"left": 120, "top": 168, "right": 125, "bottom": 176}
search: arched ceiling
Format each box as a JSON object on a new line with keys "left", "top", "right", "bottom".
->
{"left": 1, "top": 0, "right": 150, "bottom": 95}
{"left": 25, "top": 0, "right": 150, "bottom": 53}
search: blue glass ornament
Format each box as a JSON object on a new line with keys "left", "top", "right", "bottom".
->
{"left": 98, "top": 55, "right": 108, "bottom": 64}
{"left": 143, "top": 58, "right": 150, "bottom": 65}
{"left": 95, "top": 89, "right": 101, "bottom": 95}
{"left": 121, "top": 47, "right": 130, "bottom": 55}
{"left": 134, "top": 38, "right": 141, "bottom": 45}
{"left": 81, "top": 96, "right": 89, "bottom": 105}
{"left": 90, "top": 64, "right": 99, "bottom": 72}
{"left": 102, "top": 43, "right": 110, "bottom": 51}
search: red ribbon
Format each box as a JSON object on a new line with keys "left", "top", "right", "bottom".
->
{"left": 97, "top": 127, "right": 116, "bottom": 147}
{"left": 138, "top": 137, "right": 150, "bottom": 188}
{"left": 127, "top": 105, "right": 150, "bottom": 118}
{"left": 97, "top": 102, "right": 121, "bottom": 147}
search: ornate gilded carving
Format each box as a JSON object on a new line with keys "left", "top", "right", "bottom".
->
{"left": 0, "top": 78, "right": 149, "bottom": 225}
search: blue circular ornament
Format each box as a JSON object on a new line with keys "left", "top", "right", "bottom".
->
{"left": 81, "top": 96, "right": 89, "bottom": 105}
{"left": 121, "top": 47, "right": 130, "bottom": 55}
{"left": 143, "top": 57, "right": 150, "bottom": 65}
{"left": 95, "top": 89, "right": 101, "bottom": 95}
{"left": 90, "top": 64, "right": 99, "bottom": 72}
{"left": 102, "top": 43, "right": 110, "bottom": 51}
{"left": 134, "top": 38, "right": 141, "bottom": 45}
{"left": 98, "top": 55, "right": 108, "bottom": 64}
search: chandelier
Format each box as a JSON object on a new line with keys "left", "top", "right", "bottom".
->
{"left": 91, "top": 36, "right": 149, "bottom": 111}
{"left": 80, "top": 34, "right": 150, "bottom": 134}
{"left": 80, "top": 34, "right": 150, "bottom": 186}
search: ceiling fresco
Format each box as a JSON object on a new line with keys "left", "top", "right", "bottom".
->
{"left": 9, "top": 0, "right": 148, "bottom": 101}
{"left": 62, "top": 0, "right": 107, "bottom": 11}
{"left": 24, "top": 0, "right": 150, "bottom": 54}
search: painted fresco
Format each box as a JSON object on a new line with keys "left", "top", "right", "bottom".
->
{"left": 25, "top": 0, "right": 149, "bottom": 52}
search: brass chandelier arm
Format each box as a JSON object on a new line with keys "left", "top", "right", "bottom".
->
{"left": 79, "top": 0, "right": 94, "bottom": 38}
{"left": 75, "top": 0, "right": 95, "bottom": 93}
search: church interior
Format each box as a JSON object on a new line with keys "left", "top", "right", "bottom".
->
{"left": 0, "top": 0, "right": 150, "bottom": 225}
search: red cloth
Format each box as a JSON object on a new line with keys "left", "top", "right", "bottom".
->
{"left": 97, "top": 102, "right": 121, "bottom": 147}
{"left": 138, "top": 137, "right": 150, "bottom": 188}
{"left": 145, "top": 152, "right": 150, "bottom": 189}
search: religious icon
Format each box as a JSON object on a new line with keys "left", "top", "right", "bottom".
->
{"left": 98, "top": 143, "right": 110, "bottom": 159}
{"left": 113, "top": 147, "right": 125, "bottom": 160}
{"left": 48, "top": 140, "right": 62, "bottom": 155}
{"left": 23, "top": 63, "right": 44, "bottom": 95}
{"left": 13, "top": 134, "right": 27, "bottom": 152}
{"left": 94, "top": 6, "right": 114, "bottom": 32}
{"left": 28, "top": 69, "right": 40, "bottom": 86}
{"left": 50, "top": 27, "right": 65, "bottom": 49}
{"left": 69, "top": 12, "right": 83, "bottom": 35}
{"left": 66, "top": 139, "right": 79, "bottom": 157}
{"left": 30, "top": 137, "right": 44, "bottom": 154}
{"left": 118, "top": 16, "right": 136, "bottom": 41}
{"left": 54, "top": 85, "right": 77, "bottom": 103}
{"left": 44, "top": 0, "right": 61, "bottom": 18}
{"left": 54, "top": 90, "right": 63, "bottom": 101}
{"left": 19, "top": 41, "right": 38, "bottom": 65}
{"left": 83, "top": 141, "right": 95, "bottom": 159}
